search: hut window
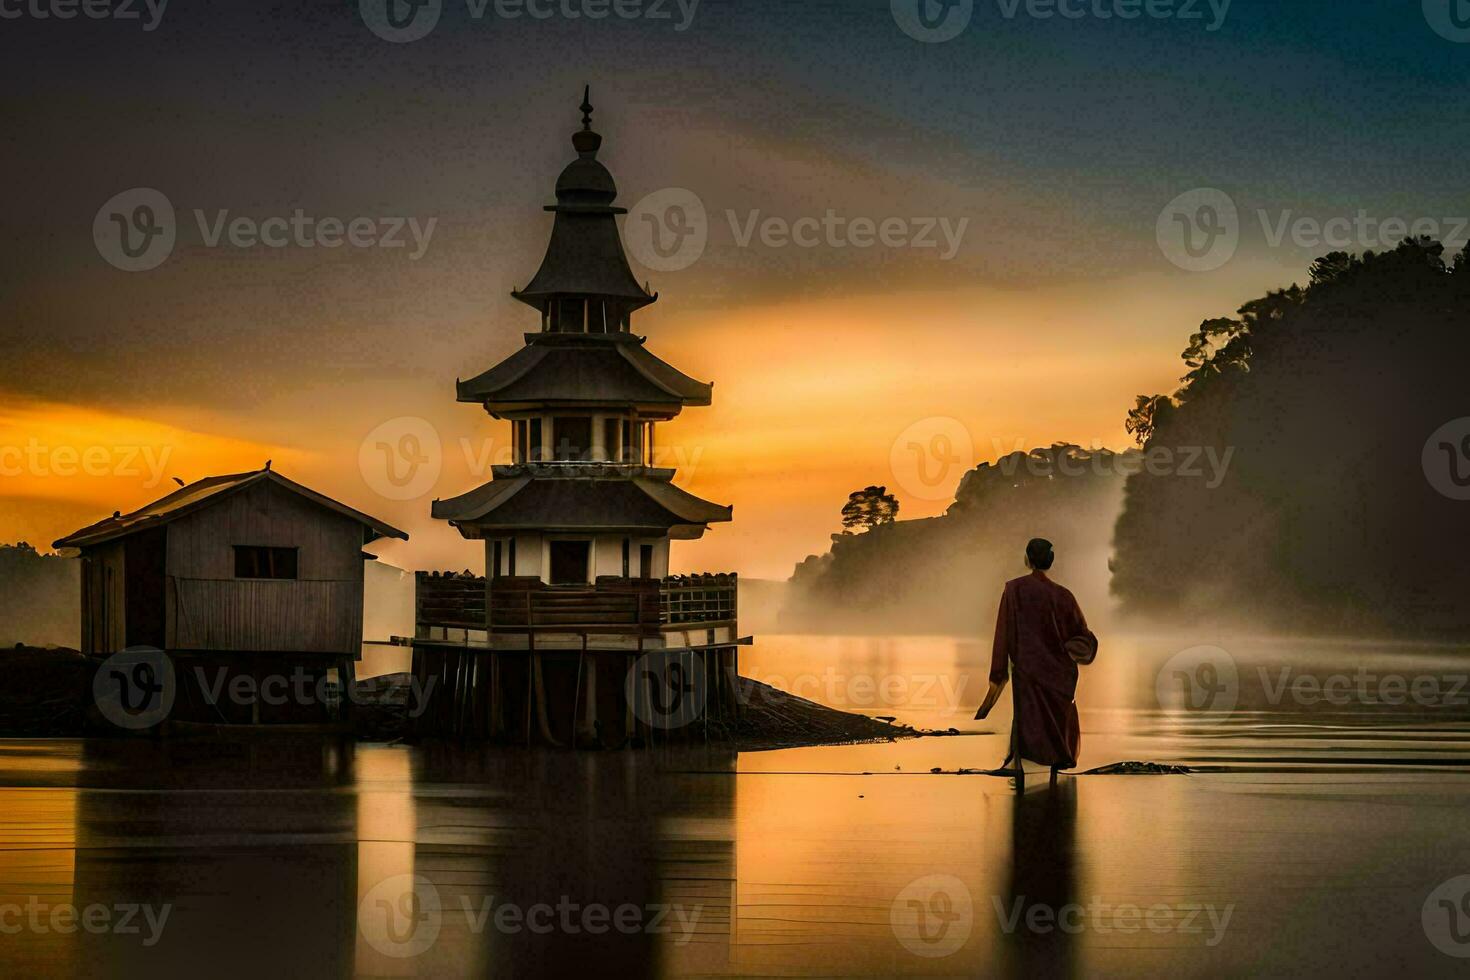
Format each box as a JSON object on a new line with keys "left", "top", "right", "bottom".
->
{"left": 529, "top": 419, "right": 543, "bottom": 462}
{"left": 234, "top": 546, "right": 298, "bottom": 580}
{"left": 621, "top": 538, "right": 630, "bottom": 577}
{"left": 514, "top": 420, "right": 529, "bottom": 463}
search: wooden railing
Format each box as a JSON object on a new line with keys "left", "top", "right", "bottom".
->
{"left": 661, "top": 573, "right": 738, "bottom": 627}
{"left": 414, "top": 571, "right": 738, "bottom": 637}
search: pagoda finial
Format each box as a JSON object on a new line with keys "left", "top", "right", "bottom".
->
{"left": 572, "top": 85, "right": 602, "bottom": 158}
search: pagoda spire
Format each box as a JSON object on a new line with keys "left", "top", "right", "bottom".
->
{"left": 510, "top": 87, "right": 656, "bottom": 317}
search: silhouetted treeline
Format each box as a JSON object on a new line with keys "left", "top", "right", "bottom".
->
{"left": 781, "top": 445, "right": 1133, "bottom": 633}
{"left": 1111, "top": 239, "right": 1470, "bottom": 634}
{"left": 0, "top": 543, "right": 79, "bottom": 647}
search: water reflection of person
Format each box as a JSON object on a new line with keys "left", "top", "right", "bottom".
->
{"left": 1002, "top": 778, "right": 1079, "bottom": 976}
{"left": 974, "top": 538, "right": 1097, "bottom": 786}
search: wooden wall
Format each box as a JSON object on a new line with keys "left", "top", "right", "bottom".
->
{"left": 80, "top": 540, "right": 126, "bottom": 655}
{"left": 163, "top": 480, "right": 367, "bottom": 655}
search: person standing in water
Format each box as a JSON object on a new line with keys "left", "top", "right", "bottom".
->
{"left": 975, "top": 538, "right": 1098, "bottom": 782}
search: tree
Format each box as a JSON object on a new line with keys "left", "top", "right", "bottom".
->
{"left": 841, "top": 485, "right": 899, "bottom": 531}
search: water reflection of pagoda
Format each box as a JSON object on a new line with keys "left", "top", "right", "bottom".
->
{"left": 411, "top": 90, "right": 745, "bottom": 745}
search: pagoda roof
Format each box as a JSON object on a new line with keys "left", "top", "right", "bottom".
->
{"left": 431, "top": 471, "right": 731, "bottom": 539}
{"left": 510, "top": 88, "right": 656, "bottom": 311}
{"left": 457, "top": 334, "right": 712, "bottom": 407}
{"left": 512, "top": 210, "right": 657, "bottom": 310}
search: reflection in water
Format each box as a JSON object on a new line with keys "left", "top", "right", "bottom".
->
{"left": 3, "top": 635, "right": 1470, "bottom": 976}
{"left": 1003, "top": 779, "right": 1077, "bottom": 977}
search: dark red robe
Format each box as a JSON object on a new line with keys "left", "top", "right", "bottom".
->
{"left": 989, "top": 570, "right": 1096, "bottom": 769}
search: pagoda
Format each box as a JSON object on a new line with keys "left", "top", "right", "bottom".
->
{"left": 412, "top": 90, "right": 742, "bottom": 745}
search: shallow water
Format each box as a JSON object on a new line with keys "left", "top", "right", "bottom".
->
{"left": 4, "top": 633, "right": 1470, "bottom": 977}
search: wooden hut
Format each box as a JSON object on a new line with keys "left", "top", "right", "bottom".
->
{"left": 54, "top": 466, "right": 407, "bottom": 726}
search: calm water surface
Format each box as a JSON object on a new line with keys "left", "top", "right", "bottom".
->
{"left": 4, "top": 633, "right": 1470, "bottom": 977}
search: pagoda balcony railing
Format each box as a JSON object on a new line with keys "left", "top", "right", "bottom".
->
{"left": 413, "top": 571, "right": 738, "bottom": 641}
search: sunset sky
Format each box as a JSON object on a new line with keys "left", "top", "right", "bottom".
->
{"left": 3, "top": 1, "right": 1466, "bottom": 578}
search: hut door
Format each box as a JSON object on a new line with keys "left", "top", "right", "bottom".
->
{"left": 639, "top": 545, "right": 654, "bottom": 580}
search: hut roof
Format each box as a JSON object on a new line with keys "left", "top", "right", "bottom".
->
{"left": 53, "top": 468, "right": 409, "bottom": 549}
